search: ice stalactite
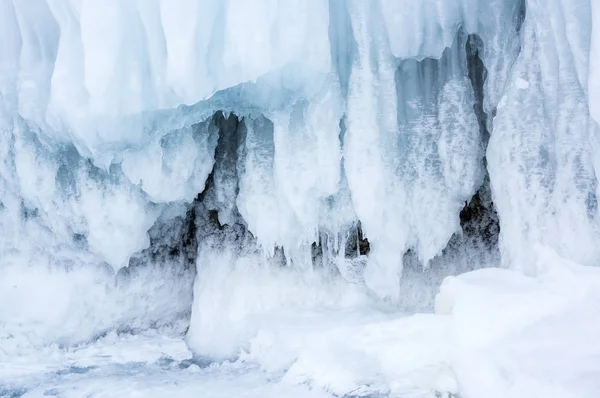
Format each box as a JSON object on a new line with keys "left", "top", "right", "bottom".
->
{"left": 397, "top": 33, "right": 501, "bottom": 311}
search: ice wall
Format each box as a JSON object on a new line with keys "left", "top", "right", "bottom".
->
{"left": 488, "top": 0, "right": 600, "bottom": 272}
{"left": 0, "top": 0, "right": 599, "bottom": 353}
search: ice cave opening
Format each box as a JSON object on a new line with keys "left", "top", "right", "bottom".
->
{"left": 1, "top": 0, "right": 600, "bottom": 397}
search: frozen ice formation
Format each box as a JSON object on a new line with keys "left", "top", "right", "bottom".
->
{"left": 489, "top": 0, "right": 600, "bottom": 272}
{"left": 0, "top": 0, "right": 599, "bottom": 367}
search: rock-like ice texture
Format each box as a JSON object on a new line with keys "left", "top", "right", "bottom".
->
{"left": 1, "top": 1, "right": 600, "bottom": 397}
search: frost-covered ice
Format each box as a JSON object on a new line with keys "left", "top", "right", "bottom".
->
{"left": 1, "top": 0, "right": 600, "bottom": 397}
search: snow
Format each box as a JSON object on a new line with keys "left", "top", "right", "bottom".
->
{"left": 0, "top": 330, "right": 332, "bottom": 398}
{"left": 2, "top": 246, "right": 599, "bottom": 397}
{"left": 438, "top": 246, "right": 600, "bottom": 398}
{"left": 514, "top": 77, "right": 530, "bottom": 89}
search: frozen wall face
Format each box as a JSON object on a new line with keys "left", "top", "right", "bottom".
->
{"left": 488, "top": 0, "right": 600, "bottom": 272}
{"left": 0, "top": 0, "right": 598, "bottom": 354}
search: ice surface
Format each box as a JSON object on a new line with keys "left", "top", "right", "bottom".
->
{"left": 1, "top": 1, "right": 600, "bottom": 397}
{"left": 488, "top": 0, "right": 600, "bottom": 271}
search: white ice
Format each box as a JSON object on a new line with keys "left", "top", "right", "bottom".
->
{"left": 0, "top": 0, "right": 523, "bottom": 313}
{"left": 0, "top": 1, "right": 599, "bottom": 397}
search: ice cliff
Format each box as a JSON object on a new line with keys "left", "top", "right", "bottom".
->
{"left": 0, "top": 0, "right": 598, "bottom": 360}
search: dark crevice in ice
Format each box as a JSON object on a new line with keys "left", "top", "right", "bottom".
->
{"left": 189, "top": 112, "right": 259, "bottom": 264}
{"left": 344, "top": 223, "right": 371, "bottom": 258}
{"left": 464, "top": 33, "right": 500, "bottom": 249}
{"left": 396, "top": 33, "right": 502, "bottom": 311}
{"left": 516, "top": 0, "right": 527, "bottom": 33}
{"left": 466, "top": 34, "right": 489, "bottom": 146}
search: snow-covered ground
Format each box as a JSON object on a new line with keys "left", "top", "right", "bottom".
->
{"left": 3, "top": 246, "right": 598, "bottom": 398}
{"left": 1, "top": 330, "right": 330, "bottom": 398}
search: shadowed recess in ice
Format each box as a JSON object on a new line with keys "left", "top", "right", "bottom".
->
{"left": 0, "top": 0, "right": 599, "bottom": 365}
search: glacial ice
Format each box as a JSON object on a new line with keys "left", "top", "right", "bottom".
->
{"left": 1, "top": 0, "right": 600, "bottom": 397}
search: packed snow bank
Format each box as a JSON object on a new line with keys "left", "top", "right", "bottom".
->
{"left": 439, "top": 246, "right": 600, "bottom": 398}
{"left": 244, "top": 311, "right": 451, "bottom": 397}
